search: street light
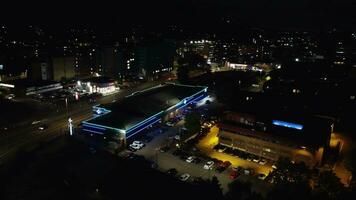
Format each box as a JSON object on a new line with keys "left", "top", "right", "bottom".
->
{"left": 65, "top": 97, "right": 68, "bottom": 114}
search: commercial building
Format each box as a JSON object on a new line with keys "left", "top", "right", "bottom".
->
{"left": 0, "top": 79, "right": 63, "bottom": 96}
{"left": 218, "top": 111, "right": 333, "bottom": 167}
{"left": 77, "top": 76, "right": 118, "bottom": 96}
{"left": 82, "top": 83, "right": 208, "bottom": 145}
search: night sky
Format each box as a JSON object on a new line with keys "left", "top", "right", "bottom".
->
{"left": 2, "top": 0, "right": 356, "bottom": 30}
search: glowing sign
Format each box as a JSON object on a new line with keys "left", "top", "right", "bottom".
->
{"left": 272, "top": 120, "right": 303, "bottom": 130}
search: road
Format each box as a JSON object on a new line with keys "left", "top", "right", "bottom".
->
{"left": 0, "top": 80, "right": 164, "bottom": 164}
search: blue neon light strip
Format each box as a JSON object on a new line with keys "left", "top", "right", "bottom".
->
{"left": 126, "top": 118, "right": 161, "bottom": 139}
{"left": 82, "top": 129, "right": 105, "bottom": 135}
{"left": 272, "top": 120, "right": 303, "bottom": 130}
{"left": 126, "top": 111, "right": 163, "bottom": 132}
{"left": 82, "top": 121, "right": 124, "bottom": 132}
{"left": 191, "top": 94, "right": 206, "bottom": 102}
{"left": 82, "top": 123, "right": 106, "bottom": 131}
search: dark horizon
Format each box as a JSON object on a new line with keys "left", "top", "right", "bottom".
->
{"left": 2, "top": 0, "right": 356, "bottom": 31}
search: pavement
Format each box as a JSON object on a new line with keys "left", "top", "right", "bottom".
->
{"left": 134, "top": 122, "right": 272, "bottom": 195}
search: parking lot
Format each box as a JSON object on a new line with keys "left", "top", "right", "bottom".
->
{"left": 121, "top": 116, "right": 272, "bottom": 195}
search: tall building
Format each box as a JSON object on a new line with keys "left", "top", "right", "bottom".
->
{"left": 29, "top": 60, "right": 52, "bottom": 81}
{"left": 100, "top": 46, "right": 120, "bottom": 78}
{"left": 135, "top": 40, "right": 175, "bottom": 77}
{"left": 52, "top": 57, "right": 75, "bottom": 81}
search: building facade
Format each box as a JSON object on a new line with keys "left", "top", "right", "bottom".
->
{"left": 218, "top": 112, "right": 332, "bottom": 167}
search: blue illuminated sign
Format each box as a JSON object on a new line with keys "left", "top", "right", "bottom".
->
{"left": 272, "top": 120, "right": 303, "bottom": 130}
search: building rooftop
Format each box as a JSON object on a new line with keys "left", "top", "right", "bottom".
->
{"left": 85, "top": 83, "right": 207, "bottom": 130}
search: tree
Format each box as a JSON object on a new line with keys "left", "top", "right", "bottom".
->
{"left": 344, "top": 148, "right": 356, "bottom": 187}
{"left": 273, "top": 157, "right": 310, "bottom": 185}
{"left": 210, "top": 176, "right": 223, "bottom": 196}
{"left": 177, "top": 65, "right": 189, "bottom": 84}
{"left": 226, "top": 180, "right": 252, "bottom": 200}
{"left": 184, "top": 112, "right": 201, "bottom": 134}
{"left": 266, "top": 182, "right": 311, "bottom": 200}
{"left": 315, "top": 171, "right": 345, "bottom": 200}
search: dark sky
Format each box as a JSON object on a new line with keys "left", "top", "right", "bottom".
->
{"left": 2, "top": 0, "right": 356, "bottom": 30}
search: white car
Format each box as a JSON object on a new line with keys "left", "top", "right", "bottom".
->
{"left": 259, "top": 159, "right": 267, "bottom": 165}
{"left": 174, "top": 135, "right": 181, "bottom": 140}
{"left": 129, "top": 144, "right": 142, "bottom": 150}
{"left": 244, "top": 169, "right": 252, "bottom": 175}
{"left": 186, "top": 156, "right": 196, "bottom": 163}
{"left": 257, "top": 173, "right": 266, "bottom": 180}
{"left": 5, "top": 94, "right": 15, "bottom": 100}
{"left": 32, "top": 120, "right": 41, "bottom": 125}
{"left": 132, "top": 141, "right": 144, "bottom": 147}
{"left": 129, "top": 141, "right": 144, "bottom": 150}
{"left": 166, "top": 122, "right": 174, "bottom": 127}
{"left": 203, "top": 161, "right": 214, "bottom": 170}
{"left": 203, "top": 122, "right": 212, "bottom": 128}
{"left": 179, "top": 173, "right": 190, "bottom": 181}
{"left": 252, "top": 158, "right": 260, "bottom": 163}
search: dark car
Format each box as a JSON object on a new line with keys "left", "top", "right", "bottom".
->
{"left": 172, "top": 149, "right": 183, "bottom": 156}
{"left": 167, "top": 168, "right": 178, "bottom": 177}
{"left": 215, "top": 166, "right": 226, "bottom": 173}
{"left": 193, "top": 157, "right": 202, "bottom": 164}
{"left": 230, "top": 170, "right": 239, "bottom": 179}
{"left": 222, "top": 161, "right": 232, "bottom": 168}
{"left": 159, "top": 146, "right": 170, "bottom": 153}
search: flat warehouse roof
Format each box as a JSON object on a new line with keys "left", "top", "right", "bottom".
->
{"left": 85, "top": 83, "right": 207, "bottom": 131}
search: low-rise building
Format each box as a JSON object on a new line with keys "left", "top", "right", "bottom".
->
{"left": 218, "top": 111, "right": 333, "bottom": 167}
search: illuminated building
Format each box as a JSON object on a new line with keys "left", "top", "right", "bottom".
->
{"left": 77, "top": 76, "right": 118, "bottom": 96}
{"left": 0, "top": 79, "right": 62, "bottom": 96}
{"left": 82, "top": 83, "right": 208, "bottom": 145}
{"left": 218, "top": 111, "right": 333, "bottom": 166}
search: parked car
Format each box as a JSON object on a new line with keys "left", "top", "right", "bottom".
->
{"left": 38, "top": 124, "right": 48, "bottom": 130}
{"left": 179, "top": 173, "right": 190, "bottom": 181}
{"left": 230, "top": 171, "right": 239, "bottom": 179}
{"left": 222, "top": 161, "right": 232, "bottom": 168}
{"left": 186, "top": 156, "right": 196, "bottom": 163}
{"left": 258, "top": 173, "right": 266, "bottom": 180}
{"left": 244, "top": 168, "right": 254, "bottom": 175}
{"left": 252, "top": 158, "right": 260, "bottom": 163}
{"left": 216, "top": 165, "right": 226, "bottom": 173}
{"left": 5, "top": 94, "right": 15, "bottom": 100}
{"left": 129, "top": 141, "right": 144, "bottom": 151}
{"left": 159, "top": 146, "right": 169, "bottom": 153}
{"left": 166, "top": 122, "right": 174, "bottom": 127}
{"left": 132, "top": 141, "right": 144, "bottom": 147}
{"left": 167, "top": 168, "right": 178, "bottom": 177}
{"left": 259, "top": 159, "right": 267, "bottom": 165}
{"left": 174, "top": 135, "right": 181, "bottom": 140}
{"left": 203, "top": 161, "right": 214, "bottom": 170}
{"left": 31, "top": 120, "right": 42, "bottom": 125}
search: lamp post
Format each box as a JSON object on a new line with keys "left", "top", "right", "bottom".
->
{"left": 65, "top": 97, "right": 68, "bottom": 114}
{"left": 68, "top": 117, "right": 73, "bottom": 136}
